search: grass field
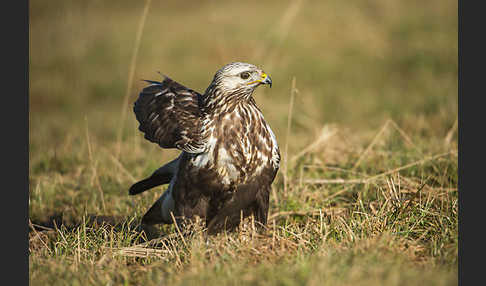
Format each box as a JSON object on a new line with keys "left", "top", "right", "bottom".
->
{"left": 29, "top": 0, "right": 458, "bottom": 285}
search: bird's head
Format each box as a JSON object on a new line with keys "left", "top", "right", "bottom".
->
{"left": 204, "top": 62, "right": 272, "bottom": 107}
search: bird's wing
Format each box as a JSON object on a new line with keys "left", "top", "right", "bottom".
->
{"left": 133, "top": 76, "right": 206, "bottom": 153}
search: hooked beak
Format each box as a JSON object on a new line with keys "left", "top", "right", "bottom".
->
{"left": 260, "top": 72, "right": 272, "bottom": 88}
{"left": 247, "top": 72, "right": 273, "bottom": 88}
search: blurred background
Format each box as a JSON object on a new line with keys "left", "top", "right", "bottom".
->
{"left": 29, "top": 0, "right": 457, "bottom": 150}
{"left": 29, "top": 0, "right": 457, "bottom": 219}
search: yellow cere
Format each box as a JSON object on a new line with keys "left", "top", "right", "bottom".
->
{"left": 246, "top": 73, "right": 267, "bottom": 85}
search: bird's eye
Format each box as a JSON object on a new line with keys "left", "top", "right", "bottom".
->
{"left": 240, "top": 72, "right": 250, "bottom": 80}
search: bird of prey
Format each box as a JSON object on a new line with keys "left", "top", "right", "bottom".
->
{"left": 129, "top": 62, "right": 280, "bottom": 235}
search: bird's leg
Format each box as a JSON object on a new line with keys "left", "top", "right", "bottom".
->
{"left": 206, "top": 181, "right": 264, "bottom": 235}
{"left": 254, "top": 186, "right": 271, "bottom": 231}
{"left": 140, "top": 224, "right": 163, "bottom": 241}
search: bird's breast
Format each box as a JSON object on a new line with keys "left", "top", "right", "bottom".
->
{"left": 189, "top": 134, "right": 243, "bottom": 186}
{"left": 188, "top": 102, "right": 279, "bottom": 186}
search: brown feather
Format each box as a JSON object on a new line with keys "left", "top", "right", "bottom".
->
{"left": 130, "top": 62, "right": 280, "bottom": 235}
{"left": 133, "top": 76, "right": 206, "bottom": 153}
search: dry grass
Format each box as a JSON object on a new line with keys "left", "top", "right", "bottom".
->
{"left": 29, "top": 0, "right": 457, "bottom": 285}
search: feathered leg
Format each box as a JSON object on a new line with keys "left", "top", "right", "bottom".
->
{"left": 206, "top": 181, "right": 269, "bottom": 235}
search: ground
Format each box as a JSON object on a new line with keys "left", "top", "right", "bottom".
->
{"left": 29, "top": 0, "right": 457, "bottom": 285}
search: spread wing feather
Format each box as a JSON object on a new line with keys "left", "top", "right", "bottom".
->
{"left": 133, "top": 76, "right": 206, "bottom": 153}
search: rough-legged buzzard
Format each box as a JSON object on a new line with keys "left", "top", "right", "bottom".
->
{"left": 129, "top": 62, "right": 280, "bottom": 235}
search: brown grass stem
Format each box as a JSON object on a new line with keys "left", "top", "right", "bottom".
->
{"left": 283, "top": 77, "right": 297, "bottom": 195}
{"left": 29, "top": 220, "right": 52, "bottom": 255}
{"left": 352, "top": 120, "right": 391, "bottom": 170}
{"left": 444, "top": 118, "right": 458, "bottom": 146}
{"left": 85, "top": 116, "right": 106, "bottom": 212}
{"left": 353, "top": 119, "right": 425, "bottom": 170}
{"left": 305, "top": 151, "right": 453, "bottom": 185}
{"left": 171, "top": 212, "right": 188, "bottom": 248}
{"left": 116, "top": 0, "right": 152, "bottom": 159}
{"left": 290, "top": 125, "right": 338, "bottom": 163}
{"left": 257, "top": 0, "right": 304, "bottom": 69}
{"left": 107, "top": 151, "right": 136, "bottom": 183}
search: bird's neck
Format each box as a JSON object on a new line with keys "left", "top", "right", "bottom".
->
{"left": 201, "top": 87, "right": 255, "bottom": 113}
{"left": 199, "top": 93, "right": 263, "bottom": 149}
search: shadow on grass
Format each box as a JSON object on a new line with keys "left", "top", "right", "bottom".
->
{"left": 30, "top": 213, "right": 128, "bottom": 231}
{"left": 28, "top": 213, "right": 167, "bottom": 243}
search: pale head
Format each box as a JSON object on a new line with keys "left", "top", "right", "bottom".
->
{"left": 206, "top": 62, "right": 272, "bottom": 98}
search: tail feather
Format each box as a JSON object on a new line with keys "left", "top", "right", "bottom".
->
{"left": 129, "top": 177, "right": 167, "bottom": 195}
{"left": 129, "top": 157, "right": 179, "bottom": 195}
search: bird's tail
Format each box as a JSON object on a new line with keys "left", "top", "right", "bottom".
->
{"left": 129, "top": 157, "right": 179, "bottom": 195}
{"left": 129, "top": 176, "right": 167, "bottom": 195}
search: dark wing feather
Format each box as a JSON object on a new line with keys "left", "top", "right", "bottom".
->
{"left": 133, "top": 76, "right": 206, "bottom": 153}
